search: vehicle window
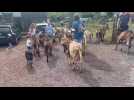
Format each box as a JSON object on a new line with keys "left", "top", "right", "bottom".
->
{"left": 0, "top": 27, "right": 11, "bottom": 33}
{"left": 12, "top": 27, "right": 17, "bottom": 33}
{"left": 36, "top": 25, "right": 46, "bottom": 33}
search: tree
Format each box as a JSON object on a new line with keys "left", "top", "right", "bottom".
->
{"left": 112, "top": 13, "right": 119, "bottom": 43}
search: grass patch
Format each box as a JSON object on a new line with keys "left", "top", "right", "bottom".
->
{"left": 86, "top": 21, "right": 113, "bottom": 42}
{"left": 86, "top": 21, "right": 134, "bottom": 43}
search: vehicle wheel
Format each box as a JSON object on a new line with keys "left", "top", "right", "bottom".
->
{"left": 15, "top": 38, "right": 18, "bottom": 45}
{"left": 12, "top": 37, "right": 18, "bottom": 45}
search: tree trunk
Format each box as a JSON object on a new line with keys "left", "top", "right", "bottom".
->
{"left": 112, "top": 15, "right": 119, "bottom": 43}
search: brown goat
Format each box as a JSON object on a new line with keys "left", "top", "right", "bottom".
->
{"left": 115, "top": 30, "right": 134, "bottom": 54}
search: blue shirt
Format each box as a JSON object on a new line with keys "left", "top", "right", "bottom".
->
{"left": 45, "top": 24, "right": 53, "bottom": 36}
{"left": 120, "top": 14, "right": 129, "bottom": 26}
{"left": 72, "top": 20, "right": 83, "bottom": 32}
{"left": 72, "top": 20, "right": 84, "bottom": 42}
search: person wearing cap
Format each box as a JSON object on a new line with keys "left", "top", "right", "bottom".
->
{"left": 72, "top": 13, "right": 84, "bottom": 44}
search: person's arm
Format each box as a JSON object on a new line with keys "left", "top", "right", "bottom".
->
{"left": 127, "top": 14, "right": 130, "bottom": 24}
{"left": 80, "top": 21, "right": 85, "bottom": 32}
{"left": 117, "top": 15, "right": 121, "bottom": 30}
{"left": 71, "top": 22, "right": 74, "bottom": 28}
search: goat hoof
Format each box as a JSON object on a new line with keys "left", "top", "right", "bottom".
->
{"left": 47, "top": 59, "right": 48, "bottom": 63}
{"left": 72, "top": 66, "right": 75, "bottom": 71}
{"left": 75, "top": 66, "right": 79, "bottom": 71}
{"left": 77, "top": 69, "right": 82, "bottom": 73}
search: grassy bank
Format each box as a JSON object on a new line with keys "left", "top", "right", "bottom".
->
{"left": 86, "top": 21, "right": 114, "bottom": 42}
{"left": 86, "top": 20, "right": 134, "bottom": 42}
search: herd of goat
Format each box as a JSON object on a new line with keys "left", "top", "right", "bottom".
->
{"left": 25, "top": 25, "right": 134, "bottom": 73}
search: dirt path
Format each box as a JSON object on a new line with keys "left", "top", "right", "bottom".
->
{"left": 0, "top": 40, "right": 134, "bottom": 87}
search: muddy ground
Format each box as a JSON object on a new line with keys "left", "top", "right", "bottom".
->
{"left": 0, "top": 38, "right": 134, "bottom": 87}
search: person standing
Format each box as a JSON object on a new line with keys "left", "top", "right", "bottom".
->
{"left": 72, "top": 13, "right": 84, "bottom": 44}
{"left": 71, "top": 13, "right": 85, "bottom": 56}
{"left": 118, "top": 12, "right": 130, "bottom": 33}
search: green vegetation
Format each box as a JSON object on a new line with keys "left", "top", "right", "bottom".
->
{"left": 47, "top": 12, "right": 114, "bottom": 42}
{"left": 86, "top": 21, "right": 113, "bottom": 42}
{"left": 47, "top": 12, "right": 134, "bottom": 43}
{"left": 86, "top": 21, "right": 134, "bottom": 43}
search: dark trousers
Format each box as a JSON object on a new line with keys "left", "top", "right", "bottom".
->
{"left": 119, "top": 25, "right": 129, "bottom": 32}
